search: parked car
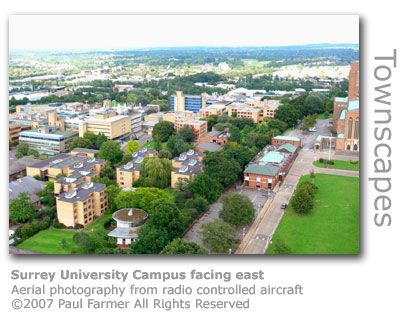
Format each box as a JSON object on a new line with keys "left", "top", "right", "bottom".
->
{"left": 308, "top": 127, "right": 317, "bottom": 132}
{"left": 281, "top": 203, "right": 288, "bottom": 209}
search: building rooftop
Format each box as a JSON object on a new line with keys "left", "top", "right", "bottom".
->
{"left": 9, "top": 155, "right": 42, "bottom": 175}
{"left": 260, "top": 151, "right": 284, "bottom": 164}
{"left": 335, "top": 97, "right": 348, "bottom": 103}
{"left": 58, "top": 182, "right": 105, "bottom": 203}
{"left": 9, "top": 176, "right": 46, "bottom": 202}
{"left": 112, "top": 208, "right": 148, "bottom": 224}
{"left": 71, "top": 148, "right": 99, "bottom": 154}
{"left": 28, "top": 153, "right": 72, "bottom": 169}
{"left": 273, "top": 135, "right": 300, "bottom": 142}
{"left": 196, "top": 141, "right": 224, "bottom": 152}
{"left": 277, "top": 143, "right": 297, "bottom": 153}
{"left": 348, "top": 100, "right": 359, "bottom": 111}
{"left": 244, "top": 163, "right": 281, "bottom": 176}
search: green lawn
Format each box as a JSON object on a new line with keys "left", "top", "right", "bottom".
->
{"left": 316, "top": 113, "right": 333, "bottom": 119}
{"left": 17, "top": 229, "right": 84, "bottom": 254}
{"left": 141, "top": 140, "right": 167, "bottom": 150}
{"left": 266, "top": 174, "right": 359, "bottom": 254}
{"left": 313, "top": 159, "right": 359, "bottom": 171}
{"left": 83, "top": 213, "right": 112, "bottom": 233}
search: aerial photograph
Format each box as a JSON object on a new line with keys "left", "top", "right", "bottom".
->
{"left": 8, "top": 15, "right": 359, "bottom": 255}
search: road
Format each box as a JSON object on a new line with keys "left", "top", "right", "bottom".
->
{"left": 235, "top": 149, "right": 359, "bottom": 254}
{"left": 284, "top": 119, "right": 333, "bottom": 150}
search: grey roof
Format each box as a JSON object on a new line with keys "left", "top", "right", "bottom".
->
{"left": 173, "top": 159, "right": 203, "bottom": 175}
{"left": 72, "top": 148, "right": 99, "bottom": 154}
{"left": 196, "top": 141, "right": 224, "bottom": 152}
{"left": 58, "top": 182, "right": 105, "bottom": 203}
{"left": 9, "top": 155, "right": 42, "bottom": 175}
{"left": 28, "top": 153, "right": 72, "bottom": 169}
{"left": 244, "top": 163, "right": 281, "bottom": 176}
{"left": 9, "top": 176, "right": 46, "bottom": 202}
{"left": 207, "top": 130, "right": 222, "bottom": 137}
{"left": 172, "top": 150, "right": 204, "bottom": 162}
{"left": 108, "top": 227, "right": 140, "bottom": 239}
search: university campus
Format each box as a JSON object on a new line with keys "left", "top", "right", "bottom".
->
{"left": 8, "top": 18, "right": 359, "bottom": 254}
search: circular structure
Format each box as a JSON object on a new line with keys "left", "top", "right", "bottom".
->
{"left": 108, "top": 208, "right": 148, "bottom": 247}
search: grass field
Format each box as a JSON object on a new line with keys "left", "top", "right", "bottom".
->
{"left": 266, "top": 174, "right": 359, "bottom": 254}
{"left": 313, "top": 159, "right": 359, "bottom": 171}
{"left": 83, "top": 213, "right": 112, "bottom": 233}
{"left": 141, "top": 140, "right": 167, "bottom": 150}
{"left": 316, "top": 113, "right": 333, "bottom": 119}
{"left": 17, "top": 229, "right": 83, "bottom": 254}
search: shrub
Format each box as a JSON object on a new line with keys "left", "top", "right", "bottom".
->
{"left": 39, "top": 217, "right": 51, "bottom": 230}
{"left": 272, "top": 239, "right": 291, "bottom": 254}
{"left": 291, "top": 188, "right": 314, "bottom": 214}
{"left": 319, "top": 158, "right": 324, "bottom": 163}
{"left": 53, "top": 218, "right": 65, "bottom": 229}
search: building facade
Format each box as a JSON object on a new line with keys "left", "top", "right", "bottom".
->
{"left": 170, "top": 91, "right": 207, "bottom": 113}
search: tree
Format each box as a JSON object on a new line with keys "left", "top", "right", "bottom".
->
{"left": 98, "top": 141, "right": 123, "bottom": 164}
{"left": 153, "top": 121, "right": 175, "bottom": 142}
{"left": 160, "top": 238, "right": 209, "bottom": 254}
{"left": 199, "top": 219, "right": 239, "bottom": 253}
{"left": 92, "top": 176, "right": 116, "bottom": 187}
{"left": 73, "top": 232, "right": 95, "bottom": 253}
{"left": 15, "top": 152, "right": 24, "bottom": 159}
{"left": 17, "top": 143, "right": 29, "bottom": 156}
{"left": 189, "top": 173, "right": 223, "bottom": 203}
{"left": 228, "top": 126, "right": 241, "bottom": 143}
{"left": 130, "top": 225, "right": 170, "bottom": 254}
{"left": 126, "top": 140, "right": 141, "bottom": 154}
{"left": 100, "top": 161, "right": 115, "bottom": 180}
{"left": 106, "top": 184, "right": 121, "bottom": 212}
{"left": 158, "top": 149, "right": 173, "bottom": 159}
{"left": 114, "top": 187, "right": 171, "bottom": 213}
{"left": 118, "top": 154, "right": 133, "bottom": 166}
{"left": 148, "top": 199, "right": 185, "bottom": 239}
{"left": 203, "top": 152, "right": 241, "bottom": 188}
{"left": 177, "top": 125, "right": 195, "bottom": 143}
{"left": 291, "top": 187, "right": 314, "bottom": 214}
{"left": 83, "top": 132, "right": 98, "bottom": 148}
{"left": 275, "top": 104, "right": 298, "bottom": 127}
{"left": 300, "top": 114, "right": 317, "bottom": 131}
{"left": 27, "top": 149, "right": 40, "bottom": 158}
{"left": 219, "top": 194, "right": 255, "bottom": 227}
{"left": 9, "top": 192, "right": 35, "bottom": 223}
{"left": 95, "top": 133, "right": 108, "bottom": 149}
{"left": 140, "top": 157, "right": 172, "bottom": 189}
{"left": 272, "top": 239, "right": 291, "bottom": 254}
{"left": 69, "top": 137, "right": 93, "bottom": 150}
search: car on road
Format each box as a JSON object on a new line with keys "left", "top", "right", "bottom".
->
{"left": 281, "top": 203, "right": 288, "bottom": 209}
{"left": 308, "top": 127, "right": 317, "bottom": 132}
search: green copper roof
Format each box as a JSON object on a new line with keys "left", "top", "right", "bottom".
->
{"left": 244, "top": 163, "right": 280, "bottom": 176}
{"left": 277, "top": 143, "right": 297, "bottom": 153}
{"left": 339, "top": 109, "right": 346, "bottom": 120}
{"left": 316, "top": 135, "right": 333, "bottom": 142}
{"left": 273, "top": 135, "right": 300, "bottom": 142}
{"left": 335, "top": 97, "right": 348, "bottom": 103}
{"left": 348, "top": 100, "right": 359, "bottom": 111}
{"left": 337, "top": 133, "right": 345, "bottom": 138}
{"left": 260, "top": 151, "right": 284, "bottom": 163}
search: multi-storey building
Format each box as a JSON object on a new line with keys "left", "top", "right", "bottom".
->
{"left": 18, "top": 126, "right": 78, "bottom": 155}
{"left": 26, "top": 151, "right": 104, "bottom": 182}
{"left": 116, "top": 147, "right": 158, "bottom": 188}
{"left": 170, "top": 91, "right": 208, "bottom": 113}
{"left": 171, "top": 150, "right": 204, "bottom": 188}
{"left": 9, "top": 124, "right": 30, "bottom": 143}
{"left": 243, "top": 144, "right": 300, "bottom": 190}
{"left": 56, "top": 181, "right": 107, "bottom": 227}
{"left": 196, "top": 128, "right": 230, "bottom": 153}
{"left": 322, "top": 61, "right": 360, "bottom": 152}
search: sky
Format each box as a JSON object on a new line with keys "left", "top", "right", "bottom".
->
{"left": 9, "top": 15, "right": 359, "bottom": 51}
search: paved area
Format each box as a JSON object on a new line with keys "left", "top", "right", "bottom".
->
{"left": 284, "top": 119, "right": 333, "bottom": 150}
{"left": 235, "top": 149, "right": 359, "bottom": 254}
{"left": 184, "top": 188, "right": 269, "bottom": 246}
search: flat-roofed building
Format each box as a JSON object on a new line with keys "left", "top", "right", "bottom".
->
{"left": 171, "top": 157, "right": 204, "bottom": 188}
{"left": 171, "top": 149, "right": 204, "bottom": 168}
{"left": 272, "top": 135, "right": 301, "bottom": 148}
{"left": 198, "top": 104, "right": 227, "bottom": 118}
{"left": 26, "top": 151, "right": 104, "bottom": 183}
{"left": 227, "top": 104, "right": 263, "bottom": 123}
{"left": 174, "top": 118, "right": 207, "bottom": 140}
{"left": 116, "top": 147, "right": 158, "bottom": 187}
{"left": 56, "top": 181, "right": 108, "bottom": 227}
{"left": 18, "top": 126, "right": 78, "bottom": 155}
{"left": 9, "top": 124, "right": 31, "bottom": 143}
{"left": 170, "top": 91, "right": 207, "bottom": 113}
